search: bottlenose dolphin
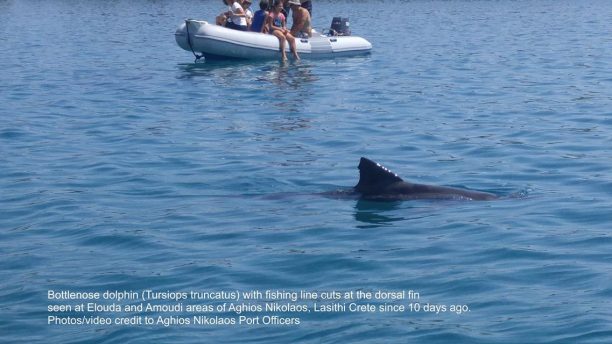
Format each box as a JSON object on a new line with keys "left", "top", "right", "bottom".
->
{"left": 353, "top": 157, "right": 497, "bottom": 201}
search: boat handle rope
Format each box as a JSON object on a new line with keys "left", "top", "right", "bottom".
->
{"left": 185, "top": 20, "right": 204, "bottom": 63}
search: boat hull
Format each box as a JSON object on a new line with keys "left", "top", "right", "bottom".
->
{"left": 175, "top": 20, "right": 372, "bottom": 60}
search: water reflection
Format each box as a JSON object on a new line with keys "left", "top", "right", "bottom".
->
{"left": 267, "top": 117, "right": 311, "bottom": 132}
{"left": 176, "top": 60, "right": 253, "bottom": 83}
{"left": 353, "top": 199, "right": 405, "bottom": 228}
{"left": 177, "top": 60, "right": 318, "bottom": 114}
{"left": 177, "top": 60, "right": 317, "bottom": 91}
{"left": 256, "top": 61, "right": 318, "bottom": 90}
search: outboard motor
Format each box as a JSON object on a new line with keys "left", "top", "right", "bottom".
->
{"left": 330, "top": 17, "right": 351, "bottom": 36}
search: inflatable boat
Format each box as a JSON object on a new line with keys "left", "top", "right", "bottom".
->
{"left": 175, "top": 19, "right": 372, "bottom": 61}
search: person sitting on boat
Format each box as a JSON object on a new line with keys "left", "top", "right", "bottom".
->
{"left": 288, "top": 0, "right": 312, "bottom": 38}
{"left": 266, "top": 0, "right": 299, "bottom": 61}
{"left": 216, "top": 0, "right": 231, "bottom": 26}
{"left": 242, "top": 0, "right": 254, "bottom": 30}
{"left": 280, "top": 0, "right": 310, "bottom": 18}
{"left": 281, "top": 0, "right": 290, "bottom": 19}
{"left": 250, "top": 0, "right": 269, "bottom": 33}
{"left": 225, "top": 0, "right": 248, "bottom": 31}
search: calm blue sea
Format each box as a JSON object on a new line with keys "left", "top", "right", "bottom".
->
{"left": 1, "top": 0, "right": 612, "bottom": 343}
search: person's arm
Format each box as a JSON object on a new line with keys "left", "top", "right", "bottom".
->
{"left": 280, "top": 15, "right": 289, "bottom": 33}
{"left": 259, "top": 11, "right": 269, "bottom": 33}
{"left": 265, "top": 14, "right": 275, "bottom": 32}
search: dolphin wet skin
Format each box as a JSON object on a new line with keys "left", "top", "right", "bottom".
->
{"left": 353, "top": 157, "right": 497, "bottom": 201}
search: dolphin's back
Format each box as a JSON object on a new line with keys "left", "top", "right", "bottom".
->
{"left": 354, "top": 157, "right": 497, "bottom": 201}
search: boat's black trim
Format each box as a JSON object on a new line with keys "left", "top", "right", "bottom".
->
{"left": 184, "top": 20, "right": 204, "bottom": 63}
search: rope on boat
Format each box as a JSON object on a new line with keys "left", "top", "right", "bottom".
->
{"left": 185, "top": 20, "right": 204, "bottom": 63}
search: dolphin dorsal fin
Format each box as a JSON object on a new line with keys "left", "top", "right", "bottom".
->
{"left": 355, "top": 157, "right": 403, "bottom": 192}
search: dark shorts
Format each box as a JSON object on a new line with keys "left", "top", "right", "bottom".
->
{"left": 226, "top": 21, "right": 248, "bottom": 31}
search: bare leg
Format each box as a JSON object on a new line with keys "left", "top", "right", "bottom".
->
{"left": 285, "top": 33, "right": 299, "bottom": 60}
{"left": 272, "top": 30, "right": 288, "bottom": 61}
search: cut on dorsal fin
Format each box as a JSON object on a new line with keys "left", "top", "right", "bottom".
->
{"left": 355, "top": 157, "right": 403, "bottom": 193}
